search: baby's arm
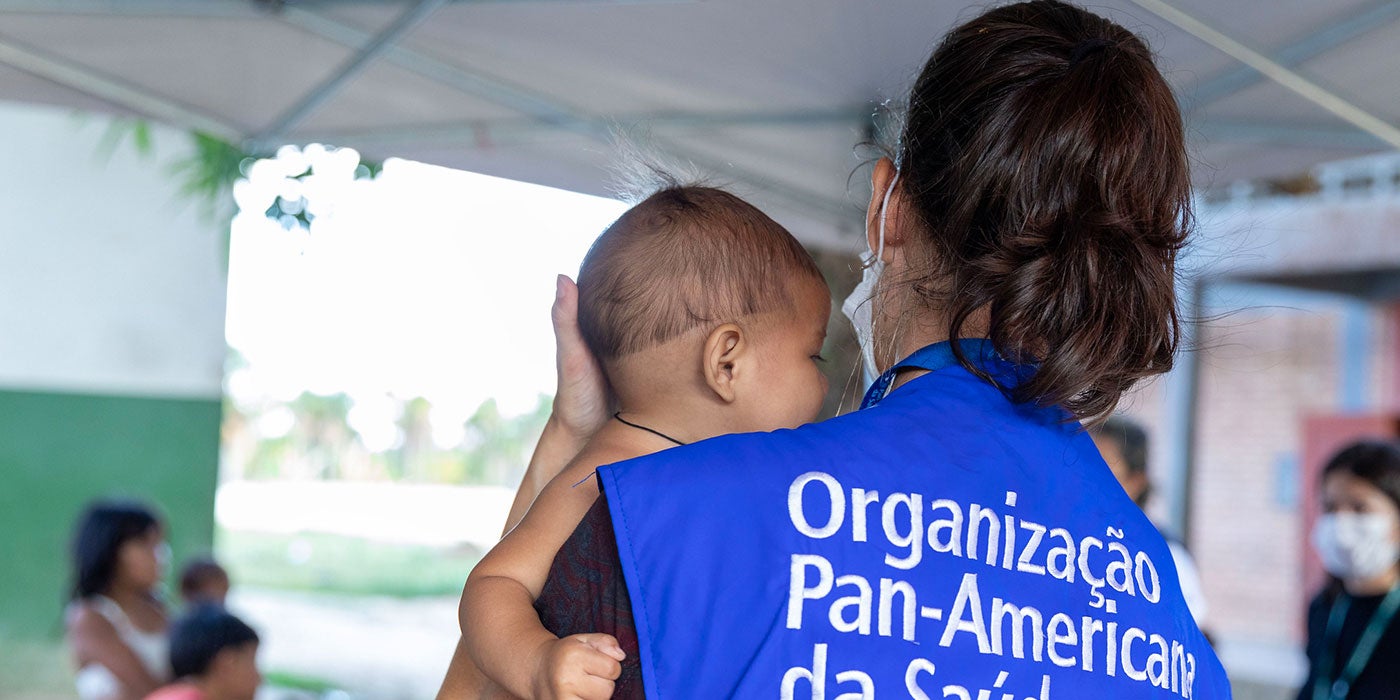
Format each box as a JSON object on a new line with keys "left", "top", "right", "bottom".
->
{"left": 501, "top": 416, "right": 591, "bottom": 536}
{"left": 464, "top": 464, "right": 624, "bottom": 700}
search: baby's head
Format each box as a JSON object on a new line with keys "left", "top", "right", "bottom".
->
{"left": 578, "top": 185, "right": 830, "bottom": 435}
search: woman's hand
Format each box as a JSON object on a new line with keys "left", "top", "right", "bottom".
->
{"left": 501, "top": 275, "right": 610, "bottom": 535}
{"left": 548, "top": 274, "right": 610, "bottom": 443}
{"left": 530, "top": 633, "right": 625, "bottom": 700}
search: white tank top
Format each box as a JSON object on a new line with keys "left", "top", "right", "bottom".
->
{"left": 74, "top": 595, "right": 170, "bottom": 700}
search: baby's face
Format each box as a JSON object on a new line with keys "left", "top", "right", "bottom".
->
{"left": 742, "top": 277, "right": 831, "bottom": 431}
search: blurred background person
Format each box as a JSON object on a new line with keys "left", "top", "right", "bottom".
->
{"left": 66, "top": 500, "right": 172, "bottom": 700}
{"left": 146, "top": 605, "right": 261, "bottom": 700}
{"left": 1298, "top": 441, "right": 1400, "bottom": 700}
{"left": 177, "top": 558, "right": 229, "bottom": 608}
{"left": 1091, "top": 416, "right": 1211, "bottom": 630}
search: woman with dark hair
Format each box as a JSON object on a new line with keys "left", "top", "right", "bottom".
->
{"left": 1298, "top": 441, "right": 1400, "bottom": 700}
{"left": 443, "top": 1, "right": 1230, "bottom": 697}
{"left": 66, "top": 500, "right": 172, "bottom": 700}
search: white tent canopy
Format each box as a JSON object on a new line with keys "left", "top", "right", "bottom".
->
{"left": 2, "top": 0, "right": 1398, "bottom": 250}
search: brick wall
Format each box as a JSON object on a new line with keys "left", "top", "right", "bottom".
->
{"left": 1115, "top": 303, "right": 1357, "bottom": 646}
{"left": 1193, "top": 306, "right": 1341, "bottom": 643}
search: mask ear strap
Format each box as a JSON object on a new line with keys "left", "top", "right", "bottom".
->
{"left": 875, "top": 170, "right": 900, "bottom": 262}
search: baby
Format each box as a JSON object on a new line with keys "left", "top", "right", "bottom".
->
{"left": 461, "top": 184, "right": 832, "bottom": 697}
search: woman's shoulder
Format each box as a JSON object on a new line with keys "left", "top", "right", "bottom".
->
{"left": 67, "top": 595, "right": 167, "bottom": 634}
{"left": 66, "top": 599, "right": 123, "bottom": 646}
{"left": 67, "top": 597, "right": 113, "bottom": 627}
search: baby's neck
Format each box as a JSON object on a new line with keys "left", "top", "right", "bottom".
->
{"left": 588, "top": 400, "right": 722, "bottom": 459}
{"left": 605, "top": 340, "right": 729, "bottom": 446}
{"left": 612, "top": 407, "right": 691, "bottom": 447}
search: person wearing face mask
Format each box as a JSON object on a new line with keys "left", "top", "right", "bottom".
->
{"left": 439, "top": 2, "right": 1231, "bottom": 698}
{"left": 1298, "top": 441, "right": 1400, "bottom": 700}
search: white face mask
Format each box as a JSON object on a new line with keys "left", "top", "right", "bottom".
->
{"left": 841, "top": 171, "right": 900, "bottom": 384}
{"left": 1313, "top": 512, "right": 1400, "bottom": 582}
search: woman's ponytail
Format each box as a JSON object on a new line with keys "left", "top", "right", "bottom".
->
{"left": 897, "top": 0, "right": 1190, "bottom": 421}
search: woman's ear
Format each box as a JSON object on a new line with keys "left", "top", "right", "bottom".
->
{"left": 866, "top": 157, "right": 904, "bottom": 258}
{"left": 702, "top": 323, "right": 746, "bottom": 403}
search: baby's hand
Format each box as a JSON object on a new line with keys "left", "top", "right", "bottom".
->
{"left": 531, "top": 633, "right": 626, "bottom": 700}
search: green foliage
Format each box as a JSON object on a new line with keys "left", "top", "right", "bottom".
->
{"left": 95, "top": 117, "right": 155, "bottom": 161}
{"left": 458, "top": 395, "right": 553, "bottom": 485}
{"left": 91, "top": 117, "right": 385, "bottom": 229}
{"left": 356, "top": 159, "right": 384, "bottom": 179}
{"left": 168, "top": 131, "right": 248, "bottom": 222}
{"left": 244, "top": 434, "right": 298, "bottom": 481}
{"left": 218, "top": 529, "right": 480, "bottom": 598}
{"left": 260, "top": 670, "right": 342, "bottom": 693}
{"left": 225, "top": 388, "right": 553, "bottom": 486}
{"left": 238, "top": 391, "right": 360, "bottom": 481}
{"left": 393, "top": 396, "right": 434, "bottom": 480}
{"left": 86, "top": 116, "right": 388, "bottom": 235}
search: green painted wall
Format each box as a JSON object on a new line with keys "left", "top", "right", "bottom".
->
{"left": 0, "top": 388, "right": 221, "bottom": 641}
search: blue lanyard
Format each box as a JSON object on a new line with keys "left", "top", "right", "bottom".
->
{"left": 1314, "top": 584, "right": 1400, "bottom": 699}
{"left": 860, "top": 339, "right": 999, "bottom": 409}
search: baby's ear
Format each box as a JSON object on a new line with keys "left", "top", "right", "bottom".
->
{"left": 702, "top": 323, "right": 746, "bottom": 403}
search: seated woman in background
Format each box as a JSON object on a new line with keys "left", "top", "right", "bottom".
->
{"left": 67, "top": 500, "right": 172, "bottom": 700}
{"left": 1299, "top": 441, "right": 1400, "bottom": 700}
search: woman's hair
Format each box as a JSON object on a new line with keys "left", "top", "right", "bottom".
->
{"left": 1322, "top": 441, "right": 1400, "bottom": 513}
{"left": 70, "top": 500, "right": 161, "bottom": 600}
{"left": 894, "top": 0, "right": 1190, "bottom": 421}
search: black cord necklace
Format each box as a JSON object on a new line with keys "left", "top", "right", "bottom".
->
{"left": 613, "top": 412, "right": 687, "bottom": 446}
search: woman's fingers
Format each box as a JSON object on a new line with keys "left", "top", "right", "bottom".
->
{"left": 551, "top": 274, "right": 582, "bottom": 344}
{"left": 551, "top": 274, "right": 610, "bottom": 438}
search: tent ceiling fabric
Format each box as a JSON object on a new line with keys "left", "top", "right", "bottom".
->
{"left": 1, "top": 0, "right": 1397, "bottom": 250}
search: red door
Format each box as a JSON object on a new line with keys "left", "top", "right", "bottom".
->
{"left": 1299, "top": 414, "right": 1400, "bottom": 631}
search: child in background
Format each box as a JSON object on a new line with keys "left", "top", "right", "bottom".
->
{"left": 461, "top": 183, "right": 833, "bottom": 698}
{"left": 145, "top": 605, "right": 261, "bottom": 700}
{"left": 178, "top": 558, "right": 230, "bottom": 607}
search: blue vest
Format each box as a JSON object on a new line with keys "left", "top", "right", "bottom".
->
{"left": 597, "top": 341, "right": 1231, "bottom": 699}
